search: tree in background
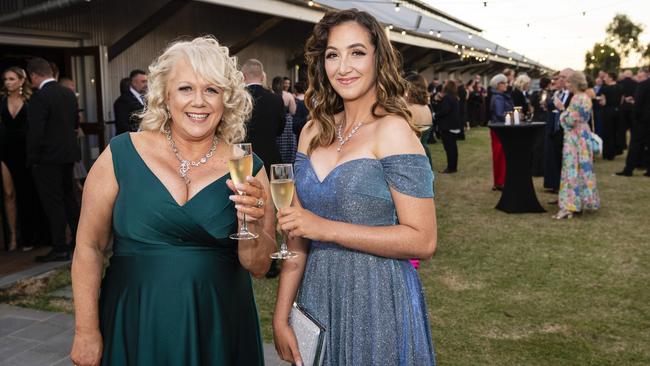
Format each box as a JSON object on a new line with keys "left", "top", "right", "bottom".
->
{"left": 585, "top": 44, "right": 620, "bottom": 79}
{"left": 605, "top": 14, "right": 644, "bottom": 61}
{"left": 584, "top": 13, "right": 647, "bottom": 78}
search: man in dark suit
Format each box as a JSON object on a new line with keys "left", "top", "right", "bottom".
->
{"left": 544, "top": 68, "right": 573, "bottom": 194}
{"left": 241, "top": 59, "right": 284, "bottom": 177}
{"left": 114, "top": 69, "right": 147, "bottom": 135}
{"left": 616, "top": 69, "right": 650, "bottom": 177}
{"left": 241, "top": 59, "right": 285, "bottom": 279}
{"left": 26, "top": 57, "right": 81, "bottom": 261}
{"left": 617, "top": 69, "right": 637, "bottom": 151}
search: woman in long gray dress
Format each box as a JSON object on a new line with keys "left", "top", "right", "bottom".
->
{"left": 273, "top": 9, "right": 437, "bottom": 366}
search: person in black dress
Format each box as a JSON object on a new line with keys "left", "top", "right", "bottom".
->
{"left": 511, "top": 74, "right": 531, "bottom": 117}
{"left": 598, "top": 72, "right": 622, "bottom": 160}
{"left": 433, "top": 80, "right": 461, "bottom": 173}
{"left": 529, "top": 77, "right": 551, "bottom": 177}
{"left": 2, "top": 66, "right": 48, "bottom": 251}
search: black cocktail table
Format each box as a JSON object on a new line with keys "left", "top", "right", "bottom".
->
{"left": 488, "top": 122, "right": 546, "bottom": 213}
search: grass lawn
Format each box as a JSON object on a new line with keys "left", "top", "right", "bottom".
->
{"left": 2, "top": 127, "right": 648, "bottom": 365}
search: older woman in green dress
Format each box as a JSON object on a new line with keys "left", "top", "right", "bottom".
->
{"left": 70, "top": 36, "right": 276, "bottom": 366}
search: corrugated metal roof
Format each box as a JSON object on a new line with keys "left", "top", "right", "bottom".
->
{"left": 314, "top": 0, "right": 548, "bottom": 70}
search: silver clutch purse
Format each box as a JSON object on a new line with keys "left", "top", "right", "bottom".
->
{"left": 289, "top": 302, "right": 326, "bottom": 366}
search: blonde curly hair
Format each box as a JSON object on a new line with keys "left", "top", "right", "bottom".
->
{"left": 139, "top": 36, "right": 251, "bottom": 144}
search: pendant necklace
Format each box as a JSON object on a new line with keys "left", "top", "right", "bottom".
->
{"left": 336, "top": 119, "right": 365, "bottom": 152}
{"left": 164, "top": 128, "right": 218, "bottom": 184}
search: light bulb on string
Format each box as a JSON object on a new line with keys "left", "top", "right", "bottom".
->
{"left": 609, "top": 52, "right": 614, "bottom": 56}
{"left": 468, "top": 33, "right": 473, "bottom": 39}
{"left": 395, "top": 2, "right": 400, "bottom": 12}
{"left": 437, "top": 31, "right": 441, "bottom": 38}
{"left": 401, "top": 30, "right": 406, "bottom": 35}
{"left": 308, "top": 0, "right": 314, "bottom": 6}
{"left": 388, "top": 24, "right": 394, "bottom": 30}
{"left": 429, "top": 29, "right": 434, "bottom": 35}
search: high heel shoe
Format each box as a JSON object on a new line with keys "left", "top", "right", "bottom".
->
{"left": 552, "top": 210, "right": 573, "bottom": 220}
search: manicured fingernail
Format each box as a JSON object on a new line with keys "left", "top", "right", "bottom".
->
{"left": 235, "top": 204, "right": 241, "bottom": 209}
{"left": 229, "top": 195, "right": 236, "bottom": 201}
{"left": 246, "top": 176, "right": 254, "bottom": 182}
{"left": 235, "top": 183, "right": 245, "bottom": 190}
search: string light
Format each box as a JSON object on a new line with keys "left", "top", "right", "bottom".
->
{"left": 600, "top": 49, "right": 605, "bottom": 53}
{"left": 436, "top": 31, "right": 441, "bottom": 38}
{"left": 454, "top": 44, "right": 459, "bottom": 49}
{"left": 307, "top": 0, "right": 314, "bottom": 6}
{"left": 395, "top": 2, "right": 400, "bottom": 12}
{"left": 509, "top": 57, "right": 513, "bottom": 61}
{"left": 388, "top": 24, "right": 394, "bottom": 30}
{"left": 429, "top": 29, "right": 434, "bottom": 35}
{"left": 468, "top": 33, "right": 473, "bottom": 39}
{"left": 401, "top": 30, "right": 406, "bottom": 35}
{"left": 609, "top": 52, "right": 615, "bottom": 56}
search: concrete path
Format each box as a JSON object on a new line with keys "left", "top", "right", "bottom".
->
{"left": 0, "top": 304, "right": 285, "bottom": 365}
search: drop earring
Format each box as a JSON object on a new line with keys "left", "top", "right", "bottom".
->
{"left": 19, "top": 86, "right": 23, "bottom": 95}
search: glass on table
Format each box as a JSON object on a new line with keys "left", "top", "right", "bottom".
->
{"left": 228, "top": 143, "right": 258, "bottom": 240}
{"left": 269, "top": 163, "right": 298, "bottom": 260}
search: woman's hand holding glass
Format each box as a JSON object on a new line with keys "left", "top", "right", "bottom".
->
{"left": 270, "top": 164, "right": 298, "bottom": 259}
{"left": 277, "top": 205, "right": 327, "bottom": 242}
{"left": 226, "top": 175, "right": 267, "bottom": 224}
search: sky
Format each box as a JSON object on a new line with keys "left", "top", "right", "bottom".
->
{"left": 422, "top": 0, "right": 650, "bottom": 70}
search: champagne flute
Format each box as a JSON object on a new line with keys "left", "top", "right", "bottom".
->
{"left": 270, "top": 164, "right": 298, "bottom": 260}
{"left": 229, "top": 143, "right": 258, "bottom": 240}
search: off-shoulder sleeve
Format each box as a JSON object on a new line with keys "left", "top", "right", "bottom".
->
{"left": 252, "top": 153, "right": 264, "bottom": 176}
{"left": 380, "top": 154, "right": 434, "bottom": 198}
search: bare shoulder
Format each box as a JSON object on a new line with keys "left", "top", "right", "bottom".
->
{"left": 86, "top": 144, "right": 116, "bottom": 185}
{"left": 297, "top": 120, "right": 319, "bottom": 153}
{"left": 374, "top": 114, "right": 424, "bottom": 158}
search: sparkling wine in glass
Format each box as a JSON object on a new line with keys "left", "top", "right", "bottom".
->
{"left": 270, "top": 164, "right": 298, "bottom": 259}
{"left": 229, "top": 143, "right": 258, "bottom": 240}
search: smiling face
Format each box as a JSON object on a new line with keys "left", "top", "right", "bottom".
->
{"left": 3, "top": 70, "right": 24, "bottom": 93}
{"left": 165, "top": 57, "right": 224, "bottom": 140}
{"left": 324, "top": 21, "right": 376, "bottom": 102}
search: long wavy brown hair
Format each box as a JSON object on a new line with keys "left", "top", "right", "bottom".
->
{"left": 304, "top": 9, "right": 416, "bottom": 154}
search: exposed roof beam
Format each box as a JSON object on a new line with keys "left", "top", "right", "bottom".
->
{"left": 230, "top": 16, "right": 284, "bottom": 55}
{"left": 197, "top": 0, "right": 323, "bottom": 23}
{"left": 108, "top": 0, "right": 190, "bottom": 61}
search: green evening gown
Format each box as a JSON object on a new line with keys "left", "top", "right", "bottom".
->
{"left": 98, "top": 133, "right": 265, "bottom": 365}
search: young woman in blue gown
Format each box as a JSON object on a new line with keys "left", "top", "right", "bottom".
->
{"left": 273, "top": 9, "right": 438, "bottom": 366}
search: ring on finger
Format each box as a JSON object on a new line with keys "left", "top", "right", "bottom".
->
{"left": 255, "top": 198, "right": 264, "bottom": 208}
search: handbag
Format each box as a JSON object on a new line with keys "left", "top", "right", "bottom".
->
{"left": 290, "top": 302, "right": 326, "bottom": 366}
{"left": 589, "top": 111, "right": 603, "bottom": 156}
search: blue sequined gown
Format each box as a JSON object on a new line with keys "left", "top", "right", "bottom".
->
{"left": 294, "top": 152, "right": 436, "bottom": 366}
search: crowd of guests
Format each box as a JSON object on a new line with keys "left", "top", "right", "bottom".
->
{"left": 1, "top": 6, "right": 648, "bottom": 366}
{"left": 1, "top": 60, "right": 82, "bottom": 257}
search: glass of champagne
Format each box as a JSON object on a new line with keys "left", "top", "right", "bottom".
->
{"left": 270, "top": 164, "right": 298, "bottom": 260}
{"left": 228, "top": 143, "right": 258, "bottom": 240}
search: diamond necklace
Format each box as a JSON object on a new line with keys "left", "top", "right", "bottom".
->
{"left": 164, "top": 128, "right": 218, "bottom": 184}
{"left": 336, "top": 119, "right": 365, "bottom": 152}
